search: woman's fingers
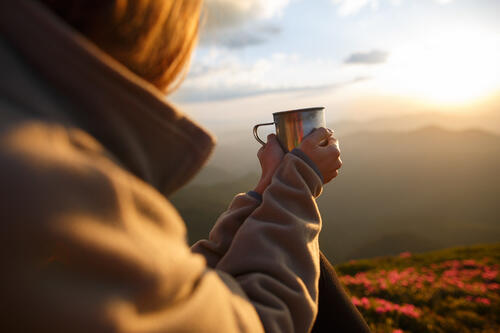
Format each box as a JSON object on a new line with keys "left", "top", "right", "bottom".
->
{"left": 302, "top": 127, "right": 332, "bottom": 149}
{"left": 297, "top": 127, "right": 342, "bottom": 184}
{"left": 325, "top": 136, "right": 339, "bottom": 149}
{"left": 308, "top": 127, "right": 331, "bottom": 144}
{"left": 259, "top": 128, "right": 342, "bottom": 184}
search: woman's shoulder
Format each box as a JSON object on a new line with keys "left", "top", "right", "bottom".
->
{"left": 0, "top": 117, "right": 114, "bottom": 209}
{"left": 0, "top": 114, "right": 186, "bottom": 238}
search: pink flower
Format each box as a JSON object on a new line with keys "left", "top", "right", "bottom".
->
{"left": 399, "top": 252, "right": 412, "bottom": 258}
{"left": 482, "top": 269, "right": 498, "bottom": 280}
{"left": 378, "top": 278, "right": 388, "bottom": 290}
{"left": 475, "top": 297, "right": 491, "bottom": 305}
{"left": 398, "top": 304, "right": 421, "bottom": 318}
{"left": 361, "top": 297, "right": 370, "bottom": 308}
{"left": 487, "top": 283, "right": 500, "bottom": 291}
{"left": 463, "top": 259, "right": 477, "bottom": 266}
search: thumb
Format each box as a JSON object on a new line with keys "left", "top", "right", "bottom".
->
{"left": 267, "top": 133, "right": 279, "bottom": 145}
{"left": 266, "top": 134, "right": 285, "bottom": 153}
{"left": 304, "top": 127, "right": 331, "bottom": 145}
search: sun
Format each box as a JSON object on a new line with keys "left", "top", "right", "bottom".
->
{"left": 379, "top": 27, "right": 500, "bottom": 107}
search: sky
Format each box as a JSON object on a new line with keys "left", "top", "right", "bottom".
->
{"left": 170, "top": 0, "right": 500, "bottom": 132}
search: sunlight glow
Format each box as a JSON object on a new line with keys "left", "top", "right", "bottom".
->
{"left": 378, "top": 27, "right": 500, "bottom": 107}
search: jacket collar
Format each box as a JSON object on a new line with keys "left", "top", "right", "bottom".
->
{"left": 0, "top": 1, "right": 215, "bottom": 196}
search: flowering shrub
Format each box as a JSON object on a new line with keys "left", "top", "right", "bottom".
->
{"left": 336, "top": 244, "right": 500, "bottom": 332}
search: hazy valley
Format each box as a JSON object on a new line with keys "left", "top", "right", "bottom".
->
{"left": 170, "top": 114, "right": 500, "bottom": 263}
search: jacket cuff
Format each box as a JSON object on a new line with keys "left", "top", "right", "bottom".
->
{"left": 290, "top": 148, "right": 324, "bottom": 184}
{"left": 246, "top": 190, "right": 263, "bottom": 202}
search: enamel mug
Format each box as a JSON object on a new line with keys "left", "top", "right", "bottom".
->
{"left": 253, "top": 107, "right": 326, "bottom": 152}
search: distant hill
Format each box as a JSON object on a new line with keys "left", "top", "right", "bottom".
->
{"left": 316, "top": 126, "right": 500, "bottom": 262}
{"left": 344, "top": 232, "right": 439, "bottom": 261}
{"left": 170, "top": 126, "right": 500, "bottom": 262}
{"left": 330, "top": 108, "right": 500, "bottom": 137}
{"left": 189, "top": 164, "right": 237, "bottom": 185}
{"left": 335, "top": 243, "right": 500, "bottom": 332}
{"left": 192, "top": 110, "right": 500, "bottom": 181}
{"left": 171, "top": 173, "right": 259, "bottom": 242}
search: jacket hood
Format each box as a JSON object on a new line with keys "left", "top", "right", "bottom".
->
{"left": 0, "top": 0, "right": 215, "bottom": 197}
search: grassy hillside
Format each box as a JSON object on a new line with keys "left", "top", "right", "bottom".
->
{"left": 335, "top": 243, "right": 500, "bottom": 333}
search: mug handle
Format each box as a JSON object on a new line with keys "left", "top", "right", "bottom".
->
{"left": 253, "top": 122, "right": 275, "bottom": 145}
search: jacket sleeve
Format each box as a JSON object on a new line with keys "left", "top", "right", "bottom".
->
{"left": 191, "top": 192, "right": 262, "bottom": 268}
{"left": 192, "top": 149, "right": 323, "bottom": 272}
{"left": 0, "top": 125, "right": 322, "bottom": 333}
{"left": 215, "top": 152, "right": 323, "bottom": 333}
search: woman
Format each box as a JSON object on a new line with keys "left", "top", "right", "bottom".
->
{"left": 0, "top": 1, "right": 367, "bottom": 332}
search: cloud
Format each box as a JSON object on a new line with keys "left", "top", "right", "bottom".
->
{"left": 173, "top": 49, "right": 370, "bottom": 103}
{"left": 201, "top": 24, "right": 282, "bottom": 49}
{"left": 331, "top": 0, "right": 454, "bottom": 16}
{"left": 332, "top": 0, "right": 379, "bottom": 16}
{"left": 172, "top": 77, "right": 369, "bottom": 103}
{"left": 203, "top": 0, "right": 290, "bottom": 31}
{"left": 344, "top": 50, "right": 389, "bottom": 64}
{"left": 200, "top": 0, "right": 289, "bottom": 48}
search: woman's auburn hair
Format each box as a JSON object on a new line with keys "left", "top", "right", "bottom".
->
{"left": 41, "top": 0, "right": 203, "bottom": 93}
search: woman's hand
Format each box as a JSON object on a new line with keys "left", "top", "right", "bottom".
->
{"left": 298, "top": 127, "right": 342, "bottom": 184}
{"left": 253, "top": 134, "right": 285, "bottom": 195}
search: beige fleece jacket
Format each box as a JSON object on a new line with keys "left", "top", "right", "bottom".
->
{"left": 0, "top": 1, "right": 324, "bottom": 332}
